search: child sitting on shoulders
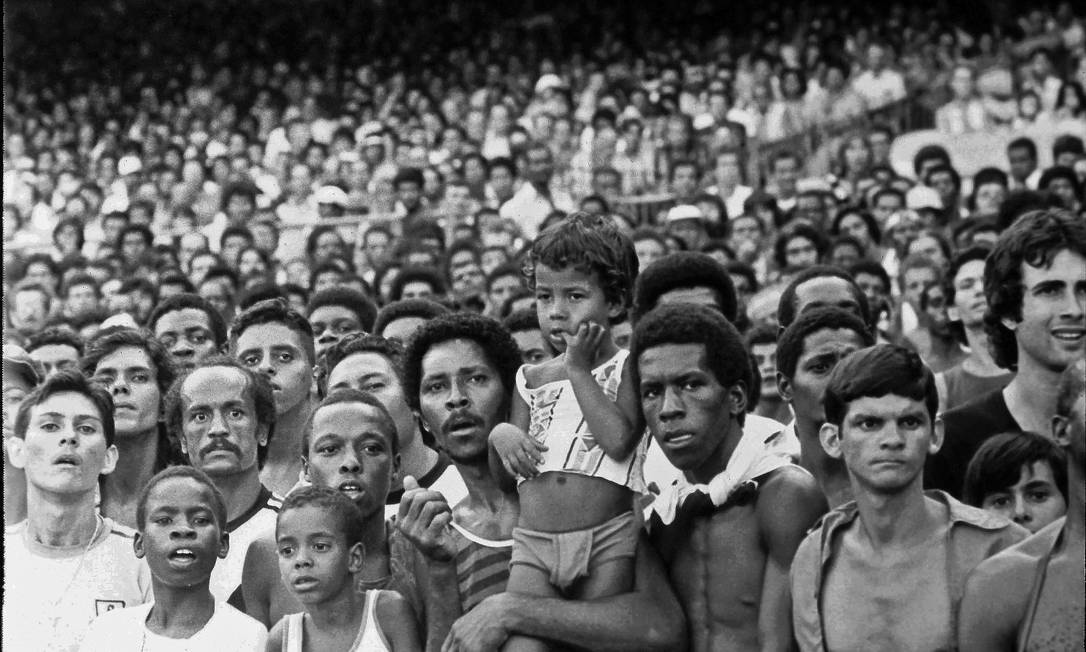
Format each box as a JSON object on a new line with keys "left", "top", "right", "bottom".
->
{"left": 268, "top": 486, "right": 419, "bottom": 652}
{"left": 80, "top": 466, "right": 267, "bottom": 652}
{"left": 490, "top": 212, "right": 647, "bottom": 651}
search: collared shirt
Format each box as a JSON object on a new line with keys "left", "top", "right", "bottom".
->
{"left": 790, "top": 490, "right": 1028, "bottom": 652}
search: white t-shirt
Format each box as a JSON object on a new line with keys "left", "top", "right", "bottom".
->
{"left": 3, "top": 517, "right": 153, "bottom": 652}
{"left": 79, "top": 601, "right": 267, "bottom": 652}
{"left": 643, "top": 413, "right": 795, "bottom": 494}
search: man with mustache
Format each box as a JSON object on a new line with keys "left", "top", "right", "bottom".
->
{"left": 81, "top": 327, "right": 181, "bottom": 528}
{"left": 166, "top": 356, "right": 283, "bottom": 607}
{"left": 147, "top": 293, "right": 228, "bottom": 373}
{"left": 397, "top": 313, "right": 685, "bottom": 651}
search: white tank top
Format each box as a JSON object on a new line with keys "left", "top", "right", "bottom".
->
{"left": 281, "top": 590, "right": 392, "bottom": 652}
{"left": 516, "top": 348, "right": 647, "bottom": 492}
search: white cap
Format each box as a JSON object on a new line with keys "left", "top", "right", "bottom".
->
{"left": 692, "top": 113, "right": 716, "bottom": 131}
{"left": 315, "top": 185, "right": 348, "bottom": 206}
{"left": 100, "top": 314, "right": 139, "bottom": 330}
{"left": 117, "top": 155, "right": 142, "bottom": 176}
{"left": 906, "top": 185, "right": 943, "bottom": 211}
{"left": 666, "top": 204, "right": 706, "bottom": 223}
{"left": 534, "top": 73, "right": 566, "bottom": 94}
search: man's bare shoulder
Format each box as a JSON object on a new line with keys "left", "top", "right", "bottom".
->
{"left": 755, "top": 466, "right": 827, "bottom": 524}
{"left": 970, "top": 520, "right": 1062, "bottom": 591}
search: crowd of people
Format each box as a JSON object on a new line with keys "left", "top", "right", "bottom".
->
{"left": 3, "top": 0, "right": 1086, "bottom": 650}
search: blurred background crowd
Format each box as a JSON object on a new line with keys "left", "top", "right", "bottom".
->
{"left": 4, "top": 0, "right": 1085, "bottom": 389}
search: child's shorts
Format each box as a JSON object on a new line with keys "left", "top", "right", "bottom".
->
{"left": 510, "top": 510, "right": 638, "bottom": 591}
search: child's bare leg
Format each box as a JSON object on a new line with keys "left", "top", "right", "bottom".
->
{"left": 501, "top": 562, "right": 559, "bottom": 652}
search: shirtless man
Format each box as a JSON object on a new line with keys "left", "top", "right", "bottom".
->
{"left": 791, "top": 344, "right": 1028, "bottom": 652}
{"left": 239, "top": 389, "right": 420, "bottom": 629}
{"left": 958, "top": 359, "right": 1085, "bottom": 651}
{"left": 635, "top": 304, "right": 825, "bottom": 652}
{"left": 776, "top": 308, "right": 875, "bottom": 507}
{"left": 398, "top": 312, "right": 685, "bottom": 652}
{"left": 231, "top": 298, "right": 317, "bottom": 495}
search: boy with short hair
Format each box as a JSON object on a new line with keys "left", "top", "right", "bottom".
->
{"left": 269, "top": 486, "right": 420, "bottom": 652}
{"left": 79, "top": 466, "right": 267, "bottom": 651}
{"left": 962, "top": 431, "right": 1067, "bottom": 533}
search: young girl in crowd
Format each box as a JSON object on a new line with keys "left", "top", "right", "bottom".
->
{"left": 269, "top": 486, "right": 420, "bottom": 652}
{"left": 490, "top": 212, "right": 646, "bottom": 650}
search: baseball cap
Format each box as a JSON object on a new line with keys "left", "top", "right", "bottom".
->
{"left": 3, "top": 345, "right": 40, "bottom": 388}
{"left": 667, "top": 205, "right": 706, "bottom": 223}
{"left": 534, "top": 74, "right": 567, "bottom": 95}
{"left": 906, "top": 185, "right": 943, "bottom": 211}
{"left": 118, "top": 155, "right": 143, "bottom": 176}
{"left": 315, "top": 185, "right": 348, "bottom": 207}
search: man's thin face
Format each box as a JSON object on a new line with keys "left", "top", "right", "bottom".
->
{"left": 833, "top": 395, "right": 936, "bottom": 494}
{"left": 179, "top": 367, "right": 265, "bottom": 477}
{"left": 29, "top": 344, "right": 80, "bottom": 379}
{"left": 417, "top": 339, "right": 507, "bottom": 465}
{"left": 781, "top": 328, "right": 867, "bottom": 424}
{"left": 236, "top": 324, "right": 313, "bottom": 416}
{"left": 1008, "top": 249, "right": 1086, "bottom": 372}
{"left": 91, "top": 346, "right": 161, "bottom": 438}
{"left": 12, "top": 392, "right": 115, "bottom": 495}
{"left": 155, "top": 308, "right": 219, "bottom": 372}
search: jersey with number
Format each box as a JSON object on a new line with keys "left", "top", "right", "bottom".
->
{"left": 2, "top": 517, "right": 152, "bottom": 652}
{"left": 516, "top": 348, "right": 646, "bottom": 492}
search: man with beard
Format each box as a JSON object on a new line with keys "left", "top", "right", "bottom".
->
{"left": 239, "top": 389, "right": 420, "bottom": 632}
{"left": 81, "top": 328, "right": 180, "bottom": 528}
{"left": 231, "top": 299, "right": 317, "bottom": 495}
{"left": 166, "top": 356, "right": 282, "bottom": 606}
{"left": 147, "top": 294, "right": 228, "bottom": 373}
{"left": 930, "top": 209, "right": 1086, "bottom": 497}
{"left": 397, "top": 313, "right": 685, "bottom": 651}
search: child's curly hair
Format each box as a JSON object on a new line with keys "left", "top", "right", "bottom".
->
{"left": 523, "top": 212, "right": 638, "bottom": 317}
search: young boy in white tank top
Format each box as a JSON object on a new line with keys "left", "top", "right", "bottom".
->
{"left": 490, "top": 213, "right": 647, "bottom": 651}
{"left": 268, "top": 486, "right": 420, "bottom": 652}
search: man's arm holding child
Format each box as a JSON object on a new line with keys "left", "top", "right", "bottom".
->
{"left": 442, "top": 534, "right": 686, "bottom": 652}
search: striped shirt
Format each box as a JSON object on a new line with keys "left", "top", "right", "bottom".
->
{"left": 219, "top": 485, "right": 282, "bottom": 608}
{"left": 450, "top": 522, "right": 513, "bottom": 612}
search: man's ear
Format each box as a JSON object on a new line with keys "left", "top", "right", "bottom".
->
{"left": 929, "top": 416, "right": 945, "bottom": 455}
{"left": 729, "top": 382, "right": 748, "bottom": 417}
{"left": 776, "top": 372, "right": 793, "bottom": 402}
{"left": 347, "top": 542, "right": 366, "bottom": 574}
{"left": 133, "top": 531, "right": 145, "bottom": 559}
{"left": 1052, "top": 415, "right": 1070, "bottom": 447}
{"left": 100, "top": 444, "right": 119, "bottom": 476}
{"left": 820, "top": 422, "right": 843, "bottom": 459}
{"left": 301, "top": 456, "right": 311, "bottom": 482}
{"left": 6, "top": 437, "right": 27, "bottom": 470}
{"left": 217, "top": 531, "right": 230, "bottom": 560}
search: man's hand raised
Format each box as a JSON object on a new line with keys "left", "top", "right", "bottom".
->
{"left": 396, "top": 475, "right": 457, "bottom": 563}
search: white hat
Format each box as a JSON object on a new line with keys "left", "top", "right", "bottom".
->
{"left": 906, "top": 185, "right": 943, "bottom": 211}
{"left": 666, "top": 204, "right": 706, "bottom": 223}
{"left": 315, "top": 185, "right": 348, "bottom": 206}
{"left": 117, "top": 155, "right": 142, "bottom": 176}
{"left": 100, "top": 314, "right": 139, "bottom": 330}
{"left": 534, "top": 74, "right": 566, "bottom": 95}
{"left": 692, "top": 113, "right": 716, "bottom": 131}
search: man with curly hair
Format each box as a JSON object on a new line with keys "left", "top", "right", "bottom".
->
{"left": 397, "top": 312, "right": 685, "bottom": 651}
{"left": 929, "top": 209, "right": 1086, "bottom": 497}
